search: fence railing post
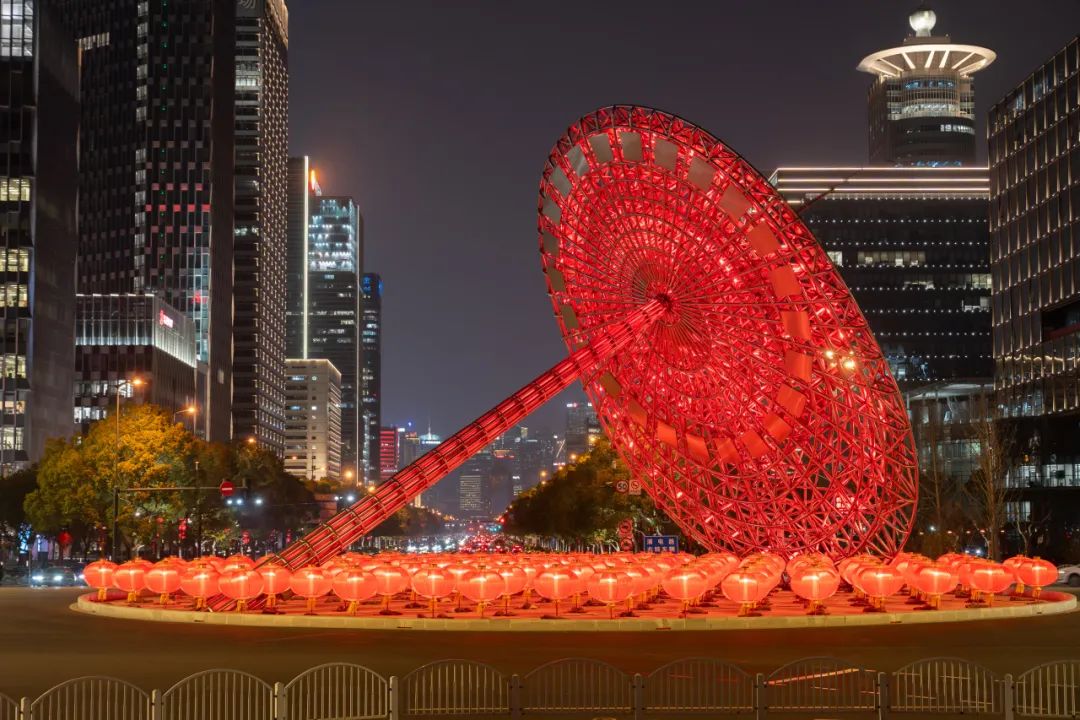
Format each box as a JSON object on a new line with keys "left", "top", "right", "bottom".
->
{"left": 272, "top": 681, "right": 284, "bottom": 720}
{"left": 509, "top": 673, "right": 522, "bottom": 720}
{"left": 632, "top": 672, "right": 644, "bottom": 720}
{"left": 150, "top": 688, "right": 160, "bottom": 720}
{"left": 388, "top": 675, "right": 399, "bottom": 720}
{"left": 877, "top": 671, "right": 888, "bottom": 720}
{"left": 17, "top": 696, "right": 27, "bottom": 720}
{"left": 754, "top": 672, "right": 766, "bottom": 720}
{"left": 1003, "top": 673, "right": 1015, "bottom": 720}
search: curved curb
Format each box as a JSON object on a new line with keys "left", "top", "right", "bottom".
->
{"left": 73, "top": 591, "right": 1077, "bottom": 632}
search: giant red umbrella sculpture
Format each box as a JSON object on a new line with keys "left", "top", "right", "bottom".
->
{"left": 210, "top": 107, "right": 916, "bottom": 609}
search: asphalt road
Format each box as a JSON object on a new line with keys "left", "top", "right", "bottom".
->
{"left": 1, "top": 587, "right": 1079, "bottom": 699}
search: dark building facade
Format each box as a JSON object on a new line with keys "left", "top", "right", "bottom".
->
{"left": 0, "top": 2, "right": 79, "bottom": 468}
{"left": 74, "top": 294, "right": 198, "bottom": 433}
{"left": 360, "top": 272, "right": 381, "bottom": 484}
{"left": 285, "top": 156, "right": 313, "bottom": 359}
{"left": 772, "top": 167, "right": 992, "bottom": 388}
{"left": 55, "top": 0, "right": 237, "bottom": 443}
{"left": 989, "top": 37, "right": 1080, "bottom": 523}
{"left": 231, "top": 0, "right": 288, "bottom": 452}
{"left": 308, "top": 195, "right": 362, "bottom": 474}
{"left": 857, "top": 6, "right": 994, "bottom": 166}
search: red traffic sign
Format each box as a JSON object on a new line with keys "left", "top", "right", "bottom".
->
{"left": 615, "top": 479, "right": 629, "bottom": 494}
{"left": 219, "top": 480, "right": 235, "bottom": 498}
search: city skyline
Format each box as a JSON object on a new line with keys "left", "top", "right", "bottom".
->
{"left": 289, "top": 1, "right": 1080, "bottom": 436}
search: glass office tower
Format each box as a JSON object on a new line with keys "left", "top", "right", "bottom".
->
{"left": 989, "top": 37, "right": 1080, "bottom": 519}
{"left": 0, "top": 2, "right": 78, "bottom": 469}
{"left": 360, "top": 273, "right": 382, "bottom": 485}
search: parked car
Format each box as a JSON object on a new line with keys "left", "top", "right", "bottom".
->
{"left": 1056, "top": 564, "right": 1080, "bottom": 587}
{"left": 28, "top": 566, "right": 83, "bottom": 588}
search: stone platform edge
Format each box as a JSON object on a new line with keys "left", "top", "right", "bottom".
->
{"left": 73, "top": 591, "right": 1077, "bottom": 632}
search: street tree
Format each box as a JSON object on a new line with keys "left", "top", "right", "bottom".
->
{"left": 966, "top": 394, "right": 1014, "bottom": 561}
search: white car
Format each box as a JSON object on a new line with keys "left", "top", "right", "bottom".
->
{"left": 1057, "top": 564, "right": 1080, "bottom": 587}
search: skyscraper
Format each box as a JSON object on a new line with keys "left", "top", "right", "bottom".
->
{"left": 0, "top": 2, "right": 78, "bottom": 469}
{"left": 378, "top": 425, "right": 398, "bottom": 482}
{"left": 308, "top": 195, "right": 362, "bottom": 473}
{"left": 55, "top": 0, "right": 238, "bottom": 442}
{"left": 231, "top": 0, "right": 289, "bottom": 452}
{"left": 56, "top": 1, "right": 289, "bottom": 448}
{"left": 284, "top": 358, "right": 342, "bottom": 482}
{"left": 857, "top": 5, "right": 995, "bottom": 166}
{"left": 285, "top": 161, "right": 363, "bottom": 473}
{"left": 285, "top": 156, "right": 315, "bottom": 359}
{"left": 771, "top": 167, "right": 992, "bottom": 387}
{"left": 989, "top": 37, "right": 1080, "bottom": 516}
{"left": 360, "top": 273, "right": 382, "bottom": 483}
{"left": 564, "top": 401, "right": 600, "bottom": 459}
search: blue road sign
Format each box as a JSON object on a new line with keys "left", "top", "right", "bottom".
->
{"left": 642, "top": 535, "right": 679, "bottom": 553}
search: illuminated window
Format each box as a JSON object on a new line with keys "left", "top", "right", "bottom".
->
{"left": 0, "top": 283, "right": 26, "bottom": 307}
{"left": 0, "top": 354, "right": 24, "bottom": 378}
{"left": 0, "top": 248, "right": 28, "bottom": 272}
{"left": 0, "top": 177, "right": 30, "bottom": 202}
{"left": 0, "top": 1, "right": 33, "bottom": 58}
{"left": 0, "top": 426, "right": 22, "bottom": 450}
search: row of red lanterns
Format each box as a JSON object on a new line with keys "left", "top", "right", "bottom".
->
{"left": 81, "top": 550, "right": 1058, "bottom": 617}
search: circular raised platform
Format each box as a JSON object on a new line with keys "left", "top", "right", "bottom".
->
{"left": 74, "top": 588, "right": 1075, "bottom": 632}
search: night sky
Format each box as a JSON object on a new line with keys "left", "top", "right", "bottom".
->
{"left": 289, "top": 1, "right": 1080, "bottom": 438}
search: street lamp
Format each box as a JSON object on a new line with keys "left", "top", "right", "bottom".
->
{"left": 112, "top": 377, "right": 144, "bottom": 561}
{"left": 173, "top": 405, "right": 197, "bottom": 431}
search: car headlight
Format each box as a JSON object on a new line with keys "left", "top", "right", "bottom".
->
{"left": 52, "top": 574, "right": 64, "bottom": 582}
{"left": 31, "top": 574, "right": 44, "bottom": 582}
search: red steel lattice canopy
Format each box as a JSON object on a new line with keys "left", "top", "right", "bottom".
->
{"left": 257, "top": 106, "right": 916, "bottom": 583}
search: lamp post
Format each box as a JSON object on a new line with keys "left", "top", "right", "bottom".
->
{"left": 112, "top": 377, "right": 143, "bottom": 561}
{"left": 173, "top": 405, "right": 197, "bottom": 431}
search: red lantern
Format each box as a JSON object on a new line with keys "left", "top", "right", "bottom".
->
{"left": 533, "top": 568, "right": 579, "bottom": 617}
{"left": 445, "top": 563, "right": 473, "bottom": 612}
{"left": 496, "top": 565, "right": 527, "bottom": 616}
{"left": 371, "top": 564, "right": 410, "bottom": 615}
{"left": 1016, "top": 558, "right": 1057, "bottom": 598}
{"left": 586, "top": 571, "right": 632, "bottom": 618}
{"left": 112, "top": 561, "right": 147, "bottom": 603}
{"left": 1003, "top": 555, "right": 1027, "bottom": 592}
{"left": 84, "top": 560, "right": 117, "bottom": 601}
{"left": 290, "top": 566, "right": 333, "bottom": 615}
{"left": 789, "top": 567, "right": 840, "bottom": 614}
{"left": 662, "top": 568, "right": 708, "bottom": 616}
{"left": 970, "top": 563, "right": 1014, "bottom": 606}
{"left": 180, "top": 567, "right": 219, "bottom": 610}
{"left": 720, "top": 571, "right": 771, "bottom": 616}
{"left": 856, "top": 566, "right": 905, "bottom": 610}
{"left": 411, "top": 566, "right": 455, "bottom": 617}
{"left": 912, "top": 564, "right": 956, "bottom": 608}
{"left": 459, "top": 569, "right": 505, "bottom": 617}
{"left": 145, "top": 562, "right": 183, "bottom": 605}
{"left": 332, "top": 569, "right": 378, "bottom": 615}
{"left": 257, "top": 563, "right": 293, "bottom": 610}
{"left": 218, "top": 568, "right": 264, "bottom": 612}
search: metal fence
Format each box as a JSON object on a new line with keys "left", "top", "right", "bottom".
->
{"left": 7, "top": 656, "right": 1080, "bottom": 719}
